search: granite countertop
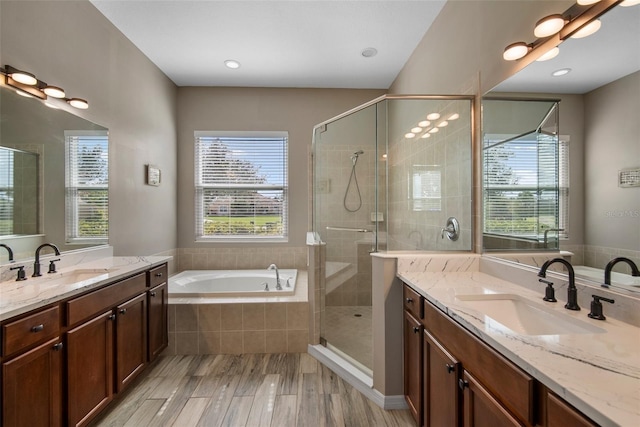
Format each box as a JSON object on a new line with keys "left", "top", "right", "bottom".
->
{"left": 398, "top": 270, "right": 640, "bottom": 427}
{"left": 0, "top": 256, "right": 171, "bottom": 321}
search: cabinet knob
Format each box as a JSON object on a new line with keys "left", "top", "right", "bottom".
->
{"left": 458, "top": 379, "right": 469, "bottom": 390}
{"left": 119, "top": 308, "right": 127, "bottom": 315}
{"left": 155, "top": 272, "right": 163, "bottom": 277}
{"left": 150, "top": 291, "right": 157, "bottom": 297}
{"left": 108, "top": 314, "right": 116, "bottom": 321}
{"left": 31, "top": 324, "right": 44, "bottom": 333}
{"left": 413, "top": 326, "right": 420, "bottom": 333}
{"left": 446, "top": 364, "right": 455, "bottom": 373}
{"left": 53, "top": 342, "right": 64, "bottom": 351}
{"left": 406, "top": 297, "right": 413, "bottom": 303}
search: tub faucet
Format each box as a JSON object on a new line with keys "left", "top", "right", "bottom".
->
{"left": 33, "top": 243, "right": 61, "bottom": 277}
{"left": 603, "top": 257, "right": 640, "bottom": 287}
{"left": 0, "top": 244, "right": 14, "bottom": 262}
{"left": 268, "top": 264, "right": 282, "bottom": 290}
{"left": 543, "top": 228, "right": 564, "bottom": 247}
{"left": 538, "top": 258, "right": 580, "bottom": 311}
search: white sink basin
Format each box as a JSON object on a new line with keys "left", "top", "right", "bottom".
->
{"left": 46, "top": 268, "right": 117, "bottom": 283}
{"left": 455, "top": 293, "right": 606, "bottom": 336}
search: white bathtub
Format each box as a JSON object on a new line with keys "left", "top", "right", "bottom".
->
{"left": 169, "top": 269, "right": 298, "bottom": 297}
{"left": 574, "top": 265, "right": 640, "bottom": 287}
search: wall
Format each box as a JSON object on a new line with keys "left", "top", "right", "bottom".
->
{"left": 0, "top": 0, "right": 178, "bottom": 257}
{"left": 584, "top": 71, "right": 640, "bottom": 266}
{"left": 176, "top": 86, "right": 385, "bottom": 256}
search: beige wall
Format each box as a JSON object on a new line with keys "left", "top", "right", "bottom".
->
{"left": 0, "top": 0, "right": 178, "bottom": 257}
{"left": 176, "top": 87, "right": 385, "bottom": 249}
{"left": 584, "top": 71, "right": 640, "bottom": 252}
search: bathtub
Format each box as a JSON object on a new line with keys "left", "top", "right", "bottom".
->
{"left": 169, "top": 269, "right": 298, "bottom": 297}
{"left": 574, "top": 265, "right": 640, "bottom": 287}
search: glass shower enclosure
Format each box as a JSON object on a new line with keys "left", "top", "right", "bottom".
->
{"left": 312, "top": 96, "right": 473, "bottom": 375}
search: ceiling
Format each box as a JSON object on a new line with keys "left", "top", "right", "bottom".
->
{"left": 90, "top": 0, "right": 446, "bottom": 89}
{"left": 91, "top": 1, "right": 639, "bottom": 93}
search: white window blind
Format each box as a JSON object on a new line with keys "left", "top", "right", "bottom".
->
{"left": 65, "top": 131, "right": 109, "bottom": 243}
{"left": 0, "top": 148, "right": 14, "bottom": 235}
{"left": 558, "top": 138, "right": 570, "bottom": 238}
{"left": 483, "top": 132, "right": 560, "bottom": 240}
{"left": 194, "top": 131, "right": 288, "bottom": 241}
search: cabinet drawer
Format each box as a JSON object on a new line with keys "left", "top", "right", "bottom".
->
{"left": 148, "top": 264, "right": 167, "bottom": 288}
{"left": 3, "top": 306, "right": 60, "bottom": 356}
{"left": 403, "top": 284, "right": 423, "bottom": 319}
{"left": 423, "top": 298, "right": 534, "bottom": 426}
{"left": 66, "top": 273, "right": 146, "bottom": 326}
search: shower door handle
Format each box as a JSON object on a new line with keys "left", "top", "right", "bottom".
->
{"left": 326, "top": 226, "right": 372, "bottom": 233}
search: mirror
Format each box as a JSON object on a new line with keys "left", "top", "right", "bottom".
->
{"left": 0, "top": 84, "right": 109, "bottom": 263}
{"left": 482, "top": 4, "right": 640, "bottom": 292}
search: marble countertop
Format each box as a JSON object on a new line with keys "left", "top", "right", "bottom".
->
{"left": 398, "top": 270, "right": 640, "bottom": 427}
{"left": 0, "top": 256, "right": 171, "bottom": 321}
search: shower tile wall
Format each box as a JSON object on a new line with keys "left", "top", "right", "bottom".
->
{"left": 386, "top": 99, "right": 472, "bottom": 251}
{"left": 176, "top": 246, "right": 307, "bottom": 271}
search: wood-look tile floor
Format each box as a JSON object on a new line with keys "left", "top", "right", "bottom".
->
{"left": 91, "top": 353, "right": 416, "bottom": 427}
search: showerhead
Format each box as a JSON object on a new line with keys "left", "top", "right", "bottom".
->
{"left": 350, "top": 150, "right": 364, "bottom": 165}
{"left": 354, "top": 150, "right": 364, "bottom": 156}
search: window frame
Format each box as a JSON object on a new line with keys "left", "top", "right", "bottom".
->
{"left": 194, "top": 131, "right": 289, "bottom": 243}
{"left": 64, "top": 130, "right": 109, "bottom": 245}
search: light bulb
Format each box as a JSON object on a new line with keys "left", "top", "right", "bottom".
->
{"left": 534, "top": 14, "right": 566, "bottom": 38}
{"left": 503, "top": 42, "right": 530, "bottom": 61}
{"left": 10, "top": 70, "right": 37, "bottom": 85}
{"left": 68, "top": 98, "right": 89, "bottom": 109}
{"left": 43, "top": 86, "right": 66, "bottom": 98}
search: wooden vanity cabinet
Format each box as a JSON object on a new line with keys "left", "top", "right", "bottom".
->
{"left": 545, "top": 392, "right": 597, "bottom": 427}
{"left": 403, "top": 285, "right": 424, "bottom": 424}
{"left": 147, "top": 263, "right": 168, "bottom": 362}
{"left": 115, "top": 293, "right": 147, "bottom": 392}
{"left": 423, "top": 330, "right": 460, "bottom": 427}
{"left": 461, "top": 370, "right": 523, "bottom": 427}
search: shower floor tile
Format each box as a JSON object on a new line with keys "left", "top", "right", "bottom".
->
{"left": 324, "top": 305, "right": 372, "bottom": 371}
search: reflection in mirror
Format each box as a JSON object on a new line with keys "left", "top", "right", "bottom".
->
{"left": 0, "top": 84, "right": 109, "bottom": 263}
{"left": 482, "top": 4, "right": 640, "bottom": 292}
{"left": 483, "top": 98, "right": 561, "bottom": 251}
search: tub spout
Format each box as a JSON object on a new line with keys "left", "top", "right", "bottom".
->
{"left": 268, "top": 264, "right": 282, "bottom": 290}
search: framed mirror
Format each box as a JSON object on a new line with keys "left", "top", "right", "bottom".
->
{"left": 0, "top": 84, "right": 109, "bottom": 263}
{"left": 482, "top": 4, "right": 640, "bottom": 292}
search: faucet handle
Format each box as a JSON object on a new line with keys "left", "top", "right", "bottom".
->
{"left": 588, "top": 295, "right": 614, "bottom": 321}
{"left": 48, "top": 259, "right": 60, "bottom": 274}
{"left": 10, "top": 265, "right": 27, "bottom": 281}
{"left": 538, "top": 278, "right": 557, "bottom": 302}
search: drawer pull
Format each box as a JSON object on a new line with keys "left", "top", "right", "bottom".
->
{"left": 119, "top": 308, "right": 127, "bottom": 315}
{"left": 413, "top": 326, "right": 420, "bottom": 333}
{"left": 109, "top": 314, "right": 116, "bottom": 321}
{"left": 53, "top": 342, "right": 64, "bottom": 351}
{"left": 458, "top": 379, "right": 469, "bottom": 390}
{"left": 155, "top": 272, "right": 163, "bottom": 277}
{"left": 31, "top": 324, "right": 44, "bottom": 333}
{"left": 150, "top": 291, "right": 157, "bottom": 297}
{"left": 446, "top": 364, "right": 455, "bottom": 373}
{"left": 406, "top": 297, "right": 414, "bottom": 303}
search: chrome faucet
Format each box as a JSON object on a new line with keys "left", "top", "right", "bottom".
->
{"left": 33, "top": 243, "right": 61, "bottom": 277}
{"left": 603, "top": 257, "right": 640, "bottom": 287}
{"left": 268, "top": 263, "right": 282, "bottom": 290}
{"left": 538, "top": 258, "right": 580, "bottom": 311}
{"left": 0, "top": 243, "right": 14, "bottom": 262}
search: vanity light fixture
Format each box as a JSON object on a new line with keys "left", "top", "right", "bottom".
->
{"left": 534, "top": 14, "right": 566, "bottom": 38}
{"left": 620, "top": 0, "right": 640, "bottom": 5}
{"left": 448, "top": 113, "right": 460, "bottom": 120}
{"left": 0, "top": 64, "right": 89, "bottom": 109}
{"left": 404, "top": 132, "right": 416, "bottom": 139}
{"left": 437, "top": 121, "right": 449, "bottom": 127}
{"left": 418, "top": 120, "right": 431, "bottom": 127}
{"left": 503, "top": 0, "right": 623, "bottom": 62}
{"left": 429, "top": 127, "right": 439, "bottom": 134}
{"left": 536, "top": 46, "right": 560, "bottom": 61}
{"left": 411, "top": 127, "right": 423, "bottom": 133}
{"left": 426, "top": 112, "right": 440, "bottom": 120}
{"left": 421, "top": 133, "right": 431, "bottom": 139}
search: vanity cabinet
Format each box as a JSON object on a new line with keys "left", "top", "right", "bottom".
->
{"left": 403, "top": 282, "right": 600, "bottom": 427}
{"left": 0, "top": 262, "right": 169, "bottom": 427}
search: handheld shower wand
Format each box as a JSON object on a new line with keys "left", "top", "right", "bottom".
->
{"left": 344, "top": 150, "right": 364, "bottom": 212}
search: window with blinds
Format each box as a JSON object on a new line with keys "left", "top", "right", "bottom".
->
{"left": 0, "top": 148, "right": 14, "bottom": 235}
{"left": 65, "top": 131, "right": 109, "bottom": 244}
{"left": 483, "top": 131, "right": 562, "bottom": 241}
{"left": 194, "top": 131, "right": 288, "bottom": 241}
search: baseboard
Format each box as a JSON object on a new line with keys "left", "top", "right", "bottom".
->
{"left": 308, "top": 344, "right": 408, "bottom": 411}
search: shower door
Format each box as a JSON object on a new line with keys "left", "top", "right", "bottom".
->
{"left": 313, "top": 102, "right": 382, "bottom": 374}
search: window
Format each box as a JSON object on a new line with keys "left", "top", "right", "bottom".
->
{"left": 409, "top": 165, "right": 441, "bottom": 211}
{"left": 65, "top": 131, "right": 109, "bottom": 244}
{"left": 0, "top": 148, "right": 14, "bottom": 235}
{"left": 194, "top": 131, "right": 288, "bottom": 241}
{"left": 558, "top": 138, "right": 570, "bottom": 238}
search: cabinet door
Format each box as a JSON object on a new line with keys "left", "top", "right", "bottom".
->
{"left": 116, "top": 293, "right": 147, "bottom": 392}
{"left": 546, "top": 392, "right": 597, "bottom": 427}
{"left": 67, "top": 311, "right": 114, "bottom": 427}
{"left": 424, "top": 331, "right": 460, "bottom": 427}
{"left": 404, "top": 309, "right": 423, "bottom": 424}
{"left": 148, "top": 282, "right": 168, "bottom": 362}
{"left": 2, "top": 337, "right": 63, "bottom": 427}
{"left": 461, "top": 371, "right": 524, "bottom": 427}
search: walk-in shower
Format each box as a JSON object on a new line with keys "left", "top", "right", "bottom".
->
{"left": 311, "top": 95, "right": 474, "bottom": 378}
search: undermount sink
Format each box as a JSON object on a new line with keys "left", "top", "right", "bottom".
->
{"left": 455, "top": 293, "right": 606, "bottom": 336}
{"left": 47, "top": 268, "right": 117, "bottom": 283}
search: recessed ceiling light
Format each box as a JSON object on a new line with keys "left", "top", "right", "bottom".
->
{"left": 361, "top": 47, "right": 378, "bottom": 58}
{"left": 552, "top": 68, "right": 572, "bottom": 77}
{"left": 224, "top": 60, "right": 241, "bottom": 69}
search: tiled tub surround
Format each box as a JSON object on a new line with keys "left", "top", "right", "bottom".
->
{"left": 175, "top": 246, "right": 308, "bottom": 272}
{"left": 0, "top": 254, "right": 172, "bottom": 320}
{"left": 396, "top": 254, "right": 640, "bottom": 427}
{"left": 167, "top": 270, "right": 309, "bottom": 355}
